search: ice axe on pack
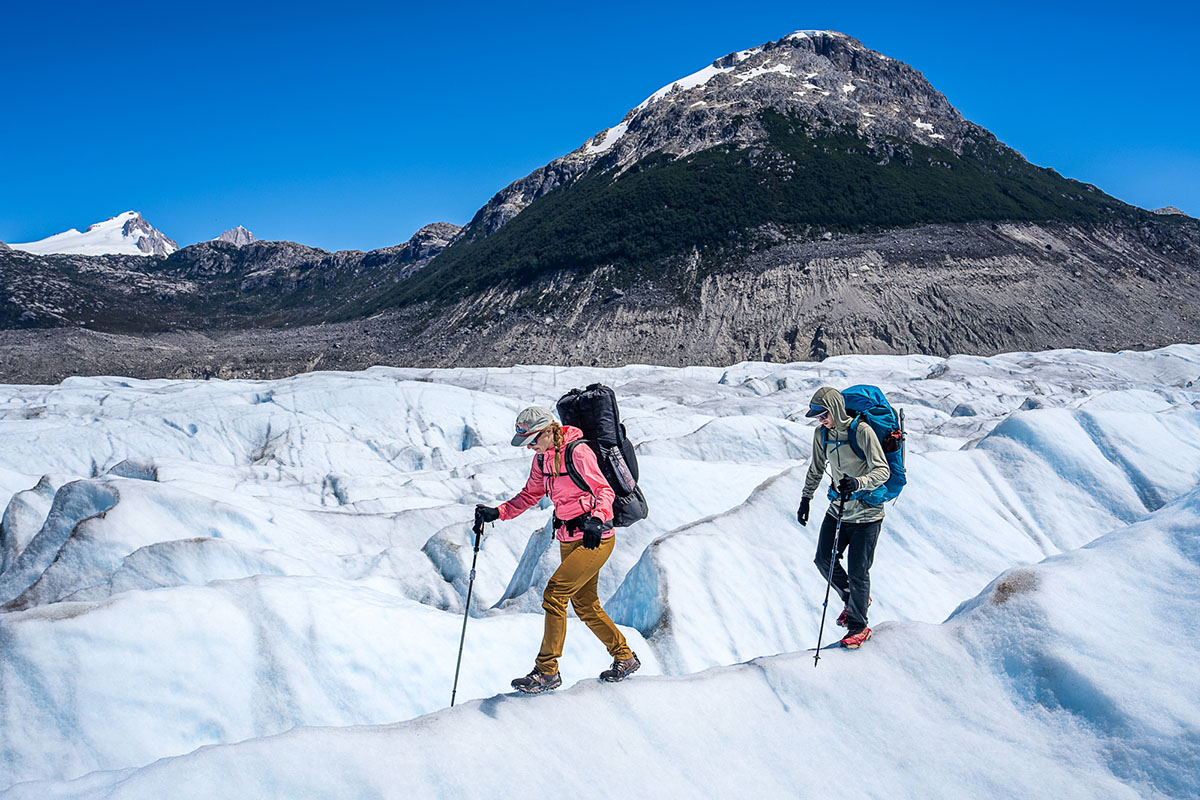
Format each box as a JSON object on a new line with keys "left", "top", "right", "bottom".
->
{"left": 450, "top": 513, "right": 486, "bottom": 707}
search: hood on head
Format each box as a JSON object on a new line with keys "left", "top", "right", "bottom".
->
{"left": 808, "top": 386, "right": 851, "bottom": 431}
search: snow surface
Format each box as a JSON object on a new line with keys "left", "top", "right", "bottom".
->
{"left": 8, "top": 211, "right": 176, "bottom": 257}
{"left": 2, "top": 345, "right": 1200, "bottom": 797}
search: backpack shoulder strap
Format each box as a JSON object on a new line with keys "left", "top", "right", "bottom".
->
{"left": 566, "top": 438, "right": 595, "bottom": 494}
{"left": 846, "top": 416, "right": 866, "bottom": 461}
{"left": 539, "top": 443, "right": 591, "bottom": 494}
{"left": 562, "top": 441, "right": 591, "bottom": 494}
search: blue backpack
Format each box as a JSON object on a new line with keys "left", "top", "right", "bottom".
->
{"left": 822, "top": 384, "right": 907, "bottom": 505}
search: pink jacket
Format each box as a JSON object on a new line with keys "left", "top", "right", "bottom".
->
{"left": 498, "top": 425, "right": 616, "bottom": 542}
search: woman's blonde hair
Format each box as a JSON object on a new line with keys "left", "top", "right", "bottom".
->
{"left": 547, "top": 422, "right": 565, "bottom": 476}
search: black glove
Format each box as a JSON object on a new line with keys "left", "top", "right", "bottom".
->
{"left": 581, "top": 516, "right": 604, "bottom": 549}
{"left": 797, "top": 497, "right": 810, "bottom": 526}
{"left": 837, "top": 475, "right": 859, "bottom": 497}
{"left": 474, "top": 505, "right": 500, "bottom": 532}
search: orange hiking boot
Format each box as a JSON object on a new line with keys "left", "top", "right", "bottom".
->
{"left": 840, "top": 627, "right": 872, "bottom": 649}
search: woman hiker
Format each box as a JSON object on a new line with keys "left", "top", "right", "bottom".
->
{"left": 796, "top": 386, "right": 891, "bottom": 649}
{"left": 474, "top": 405, "right": 640, "bottom": 694}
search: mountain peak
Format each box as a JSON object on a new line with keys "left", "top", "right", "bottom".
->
{"left": 216, "top": 226, "right": 257, "bottom": 247}
{"left": 11, "top": 211, "right": 179, "bottom": 257}
{"left": 466, "top": 31, "right": 970, "bottom": 236}
{"left": 580, "top": 30, "right": 959, "bottom": 164}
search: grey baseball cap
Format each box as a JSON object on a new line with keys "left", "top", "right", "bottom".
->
{"left": 511, "top": 406, "right": 556, "bottom": 446}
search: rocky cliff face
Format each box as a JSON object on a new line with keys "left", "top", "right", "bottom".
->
{"left": 123, "top": 213, "right": 179, "bottom": 256}
{"left": 216, "top": 226, "right": 257, "bottom": 246}
{"left": 0, "top": 222, "right": 462, "bottom": 333}
{"left": 399, "top": 222, "right": 462, "bottom": 260}
{"left": 383, "top": 222, "right": 464, "bottom": 281}
{"left": 0, "top": 249, "right": 195, "bottom": 330}
{"left": 397, "top": 217, "right": 1200, "bottom": 367}
{"left": 3, "top": 216, "right": 1195, "bottom": 384}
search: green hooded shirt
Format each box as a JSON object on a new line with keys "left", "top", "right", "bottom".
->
{"left": 802, "top": 386, "right": 891, "bottom": 523}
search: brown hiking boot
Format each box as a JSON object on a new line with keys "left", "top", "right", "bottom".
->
{"left": 599, "top": 652, "right": 641, "bottom": 682}
{"left": 511, "top": 669, "right": 561, "bottom": 694}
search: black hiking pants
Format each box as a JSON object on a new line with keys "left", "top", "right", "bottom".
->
{"left": 814, "top": 513, "right": 881, "bottom": 632}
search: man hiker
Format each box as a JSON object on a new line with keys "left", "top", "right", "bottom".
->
{"left": 796, "top": 386, "right": 891, "bottom": 649}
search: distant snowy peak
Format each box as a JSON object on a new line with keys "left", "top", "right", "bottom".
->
{"left": 216, "top": 226, "right": 257, "bottom": 247}
{"left": 10, "top": 211, "right": 179, "bottom": 257}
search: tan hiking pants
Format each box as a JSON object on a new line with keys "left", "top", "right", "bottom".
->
{"left": 535, "top": 537, "right": 632, "bottom": 675}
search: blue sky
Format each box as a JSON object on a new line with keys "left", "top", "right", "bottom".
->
{"left": 2, "top": 1, "right": 1197, "bottom": 252}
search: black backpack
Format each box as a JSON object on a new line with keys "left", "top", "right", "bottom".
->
{"left": 540, "top": 383, "right": 648, "bottom": 528}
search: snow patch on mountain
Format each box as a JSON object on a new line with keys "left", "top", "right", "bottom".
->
{"left": 584, "top": 42, "right": 772, "bottom": 156}
{"left": 10, "top": 212, "right": 178, "bottom": 257}
{"left": 584, "top": 30, "right": 856, "bottom": 155}
{"left": 734, "top": 62, "right": 794, "bottom": 85}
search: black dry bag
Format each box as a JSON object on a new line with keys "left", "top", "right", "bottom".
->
{"left": 555, "top": 383, "right": 648, "bottom": 527}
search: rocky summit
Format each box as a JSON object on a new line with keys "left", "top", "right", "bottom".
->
{"left": 462, "top": 31, "right": 980, "bottom": 238}
{"left": 216, "top": 226, "right": 257, "bottom": 247}
{"left": 0, "top": 31, "right": 1197, "bottom": 382}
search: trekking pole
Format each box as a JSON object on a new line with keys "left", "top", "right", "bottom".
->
{"left": 450, "top": 521, "right": 484, "bottom": 707}
{"left": 813, "top": 491, "right": 849, "bottom": 667}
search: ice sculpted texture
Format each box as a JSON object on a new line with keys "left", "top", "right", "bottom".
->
{"left": 0, "top": 346, "right": 1199, "bottom": 796}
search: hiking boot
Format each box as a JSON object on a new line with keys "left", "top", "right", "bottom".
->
{"left": 840, "top": 627, "right": 872, "bottom": 649}
{"left": 599, "top": 652, "right": 641, "bottom": 682}
{"left": 836, "top": 596, "right": 872, "bottom": 628}
{"left": 511, "top": 669, "right": 562, "bottom": 694}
